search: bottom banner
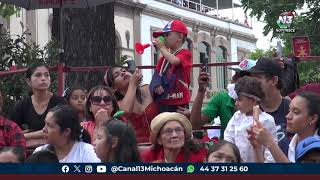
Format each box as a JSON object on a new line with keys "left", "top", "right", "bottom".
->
{"left": 0, "top": 163, "right": 320, "bottom": 174}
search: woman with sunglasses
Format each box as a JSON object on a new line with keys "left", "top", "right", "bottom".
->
{"left": 104, "top": 66, "right": 159, "bottom": 143}
{"left": 81, "top": 86, "right": 119, "bottom": 144}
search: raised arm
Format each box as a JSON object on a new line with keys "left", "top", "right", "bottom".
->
{"left": 118, "top": 69, "right": 143, "bottom": 113}
{"left": 154, "top": 38, "right": 181, "bottom": 66}
{"left": 190, "top": 71, "right": 210, "bottom": 129}
{"left": 251, "top": 119, "right": 290, "bottom": 163}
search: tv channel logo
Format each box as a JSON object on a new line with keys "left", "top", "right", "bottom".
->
{"left": 97, "top": 165, "right": 107, "bottom": 173}
{"left": 85, "top": 165, "right": 93, "bottom": 173}
{"left": 61, "top": 165, "right": 70, "bottom": 173}
{"left": 276, "top": 11, "right": 296, "bottom": 33}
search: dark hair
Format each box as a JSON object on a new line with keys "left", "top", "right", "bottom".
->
{"left": 25, "top": 150, "right": 59, "bottom": 163}
{"left": 235, "top": 76, "right": 265, "bottom": 102}
{"left": 206, "top": 140, "right": 241, "bottom": 163}
{"left": 46, "top": 105, "right": 90, "bottom": 153}
{"left": 63, "top": 86, "right": 87, "bottom": 102}
{"left": 0, "top": 146, "right": 25, "bottom": 162}
{"left": 297, "top": 91, "right": 320, "bottom": 129}
{"left": 102, "top": 119, "right": 140, "bottom": 162}
{"left": 105, "top": 66, "right": 143, "bottom": 104}
{"left": 49, "top": 105, "right": 82, "bottom": 141}
{"left": 26, "top": 62, "right": 50, "bottom": 79}
{"left": 263, "top": 72, "right": 283, "bottom": 90}
{"left": 298, "top": 149, "right": 320, "bottom": 162}
{"left": 182, "top": 35, "right": 187, "bottom": 44}
{"left": 232, "top": 72, "right": 242, "bottom": 82}
{"left": 85, "top": 85, "right": 119, "bottom": 121}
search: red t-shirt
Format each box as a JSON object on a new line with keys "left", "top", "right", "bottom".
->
{"left": 155, "top": 49, "right": 192, "bottom": 105}
{"left": 81, "top": 120, "right": 96, "bottom": 144}
{"left": 120, "top": 102, "right": 159, "bottom": 143}
{"left": 140, "top": 146, "right": 207, "bottom": 163}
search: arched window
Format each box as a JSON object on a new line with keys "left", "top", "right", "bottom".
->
{"left": 216, "top": 46, "right": 227, "bottom": 89}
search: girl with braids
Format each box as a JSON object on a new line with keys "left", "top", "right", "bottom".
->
{"left": 34, "top": 105, "right": 99, "bottom": 163}
{"left": 104, "top": 66, "right": 159, "bottom": 143}
{"left": 93, "top": 119, "right": 140, "bottom": 162}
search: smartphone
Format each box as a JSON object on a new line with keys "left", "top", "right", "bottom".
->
{"left": 123, "top": 59, "right": 136, "bottom": 74}
{"left": 201, "top": 58, "right": 209, "bottom": 82}
{"left": 201, "top": 58, "right": 208, "bottom": 73}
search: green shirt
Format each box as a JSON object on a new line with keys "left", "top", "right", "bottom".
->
{"left": 201, "top": 91, "right": 235, "bottom": 139}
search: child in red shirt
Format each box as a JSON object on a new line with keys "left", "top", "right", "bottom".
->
{"left": 150, "top": 20, "right": 192, "bottom": 113}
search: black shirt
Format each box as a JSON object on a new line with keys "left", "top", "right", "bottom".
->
{"left": 268, "top": 98, "right": 291, "bottom": 155}
{"left": 9, "top": 94, "right": 66, "bottom": 131}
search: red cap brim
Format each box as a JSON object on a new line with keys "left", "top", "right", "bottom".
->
{"left": 153, "top": 31, "right": 165, "bottom": 38}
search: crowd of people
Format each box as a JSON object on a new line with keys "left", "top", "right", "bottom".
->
{"left": 0, "top": 20, "right": 319, "bottom": 163}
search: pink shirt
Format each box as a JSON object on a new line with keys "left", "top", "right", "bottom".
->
{"left": 81, "top": 121, "right": 96, "bottom": 144}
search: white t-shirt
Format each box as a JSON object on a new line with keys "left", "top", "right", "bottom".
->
{"left": 224, "top": 111, "right": 278, "bottom": 162}
{"left": 288, "top": 129, "right": 319, "bottom": 162}
{"left": 34, "top": 141, "right": 101, "bottom": 163}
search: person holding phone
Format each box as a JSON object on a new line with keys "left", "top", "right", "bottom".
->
{"left": 104, "top": 66, "right": 159, "bottom": 144}
{"left": 190, "top": 59, "right": 256, "bottom": 139}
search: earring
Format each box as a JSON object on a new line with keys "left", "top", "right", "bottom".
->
{"left": 309, "top": 122, "right": 312, "bottom": 126}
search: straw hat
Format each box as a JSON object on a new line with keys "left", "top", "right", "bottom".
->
{"left": 150, "top": 112, "right": 192, "bottom": 145}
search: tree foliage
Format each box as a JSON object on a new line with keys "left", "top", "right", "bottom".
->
{"left": 0, "top": 3, "right": 19, "bottom": 19}
{"left": 0, "top": 29, "right": 60, "bottom": 115}
{"left": 240, "top": 0, "right": 320, "bottom": 38}
{"left": 248, "top": 47, "right": 277, "bottom": 60}
{"left": 279, "top": 15, "right": 320, "bottom": 85}
{"left": 242, "top": 0, "right": 320, "bottom": 85}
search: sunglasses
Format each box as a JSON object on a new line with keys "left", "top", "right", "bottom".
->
{"left": 90, "top": 96, "right": 113, "bottom": 105}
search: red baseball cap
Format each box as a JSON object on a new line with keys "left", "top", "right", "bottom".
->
{"left": 153, "top": 20, "right": 188, "bottom": 38}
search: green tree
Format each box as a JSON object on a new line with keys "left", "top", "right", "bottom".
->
{"left": 242, "top": 0, "right": 320, "bottom": 85}
{"left": 248, "top": 47, "right": 277, "bottom": 59}
{"left": 279, "top": 15, "right": 320, "bottom": 85}
{"left": 0, "top": 3, "right": 19, "bottom": 19}
{"left": 248, "top": 48, "right": 264, "bottom": 60}
{"left": 241, "top": 0, "right": 319, "bottom": 38}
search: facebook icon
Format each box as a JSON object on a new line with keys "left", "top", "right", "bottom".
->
{"left": 62, "top": 165, "right": 70, "bottom": 173}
